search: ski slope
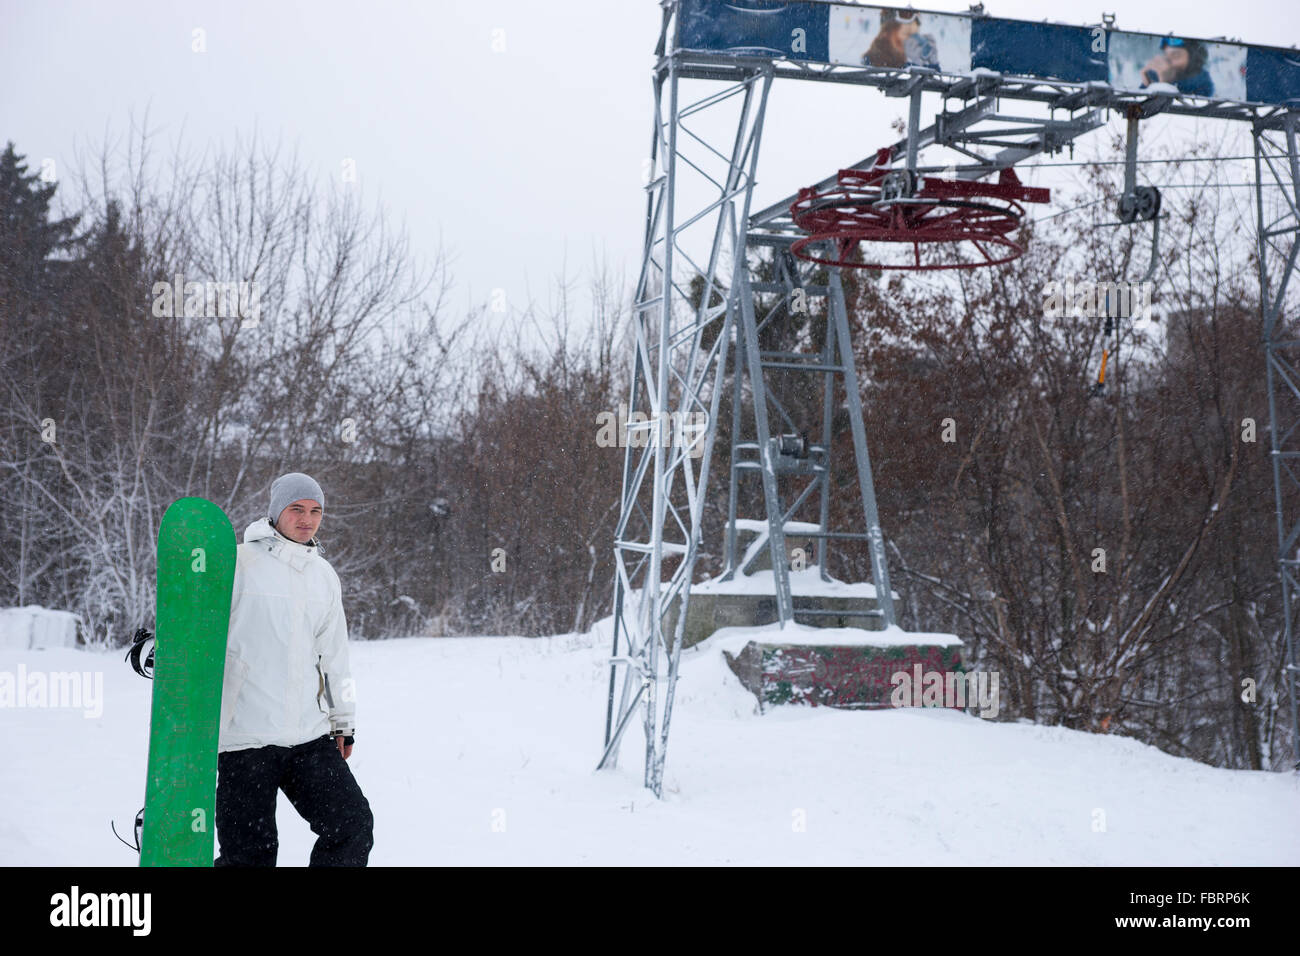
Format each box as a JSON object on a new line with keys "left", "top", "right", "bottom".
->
{"left": 2, "top": 618, "right": 1297, "bottom": 866}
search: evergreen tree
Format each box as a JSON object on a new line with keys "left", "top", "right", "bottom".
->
{"left": 0, "top": 141, "right": 80, "bottom": 310}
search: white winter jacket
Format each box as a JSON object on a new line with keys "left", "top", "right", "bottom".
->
{"left": 218, "top": 518, "right": 356, "bottom": 752}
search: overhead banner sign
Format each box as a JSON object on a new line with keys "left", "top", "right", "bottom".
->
{"left": 677, "top": 0, "right": 1300, "bottom": 109}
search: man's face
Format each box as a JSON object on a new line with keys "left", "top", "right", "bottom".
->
{"left": 1164, "top": 47, "right": 1190, "bottom": 74}
{"left": 888, "top": 18, "right": 918, "bottom": 51}
{"left": 276, "top": 498, "right": 323, "bottom": 543}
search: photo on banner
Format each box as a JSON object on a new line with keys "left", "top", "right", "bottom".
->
{"left": 830, "top": 5, "right": 971, "bottom": 72}
{"left": 1108, "top": 32, "right": 1246, "bottom": 99}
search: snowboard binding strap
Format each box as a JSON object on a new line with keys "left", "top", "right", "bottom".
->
{"left": 112, "top": 807, "right": 144, "bottom": 854}
{"left": 126, "top": 627, "right": 155, "bottom": 679}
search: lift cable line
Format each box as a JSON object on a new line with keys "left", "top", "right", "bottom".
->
{"left": 1020, "top": 154, "right": 1292, "bottom": 170}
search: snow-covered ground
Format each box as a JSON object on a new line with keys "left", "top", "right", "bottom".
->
{"left": 3, "top": 618, "right": 1297, "bottom": 865}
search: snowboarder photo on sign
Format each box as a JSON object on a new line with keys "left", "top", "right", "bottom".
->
{"left": 215, "top": 472, "right": 374, "bottom": 866}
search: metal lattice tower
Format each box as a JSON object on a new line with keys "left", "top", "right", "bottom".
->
{"left": 601, "top": 0, "right": 1300, "bottom": 794}
{"left": 1257, "top": 113, "right": 1300, "bottom": 768}
{"left": 596, "top": 12, "right": 774, "bottom": 795}
{"left": 717, "top": 239, "right": 896, "bottom": 631}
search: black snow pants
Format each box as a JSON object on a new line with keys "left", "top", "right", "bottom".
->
{"left": 215, "top": 734, "right": 373, "bottom": 866}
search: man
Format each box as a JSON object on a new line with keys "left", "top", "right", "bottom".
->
{"left": 1140, "top": 37, "right": 1214, "bottom": 97}
{"left": 215, "top": 472, "right": 374, "bottom": 866}
{"left": 862, "top": 9, "right": 940, "bottom": 71}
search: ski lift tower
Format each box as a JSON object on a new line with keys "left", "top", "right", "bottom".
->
{"left": 600, "top": 0, "right": 1300, "bottom": 795}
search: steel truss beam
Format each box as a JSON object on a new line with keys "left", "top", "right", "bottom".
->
{"left": 670, "top": 53, "right": 1274, "bottom": 126}
{"left": 751, "top": 95, "right": 1103, "bottom": 233}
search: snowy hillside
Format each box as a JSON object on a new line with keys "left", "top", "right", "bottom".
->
{"left": 3, "top": 619, "right": 1297, "bottom": 866}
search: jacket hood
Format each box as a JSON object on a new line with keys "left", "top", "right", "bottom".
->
{"left": 243, "top": 517, "right": 319, "bottom": 571}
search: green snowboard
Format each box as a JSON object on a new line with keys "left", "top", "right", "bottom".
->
{"left": 140, "top": 497, "right": 236, "bottom": 866}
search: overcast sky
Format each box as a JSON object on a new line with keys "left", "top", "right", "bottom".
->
{"left": 4, "top": 0, "right": 1295, "bottom": 339}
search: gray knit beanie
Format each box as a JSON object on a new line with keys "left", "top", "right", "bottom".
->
{"left": 268, "top": 472, "right": 325, "bottom": 525}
